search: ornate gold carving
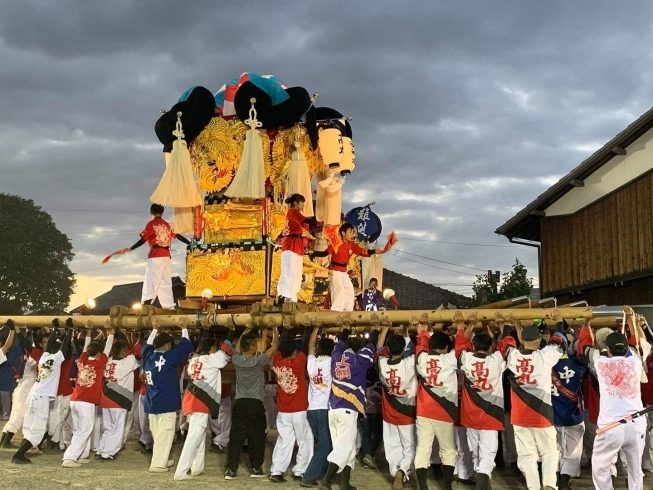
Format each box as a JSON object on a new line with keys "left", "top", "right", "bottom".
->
{"left": 186, "top": 249, "right": 265, "bottom": 296}
{"left": 203, "top": 202, "right": 262, "bottom": 243}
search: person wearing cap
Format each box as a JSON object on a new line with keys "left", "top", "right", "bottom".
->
{"left": 320, "top": 325, "right": 380, "bottom": 490}
{"left": 224, "top": 322, "right": 280, "bottom": 480}
{"left": 549, "top": 320, "right": 586, "bottom": 490}
{"left": 580, "top": 306, "right": 650, "bottom": 490}
{"left": 504, "top": 307, "right": 567, "bottom": 490}
{"left": 141, "top": 317, "right": 194, "bottom": 473}
{"left": 452, "top": 312, "right": 516, "bottom": 490}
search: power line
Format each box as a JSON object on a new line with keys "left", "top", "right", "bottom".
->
{"left": 387, "top": 235, "right": 520, "bottom": 248}
{"left": 386, "top": 251, "right": 477, "bottom": 276}
{"left": 393, "top": 249, "right": 486, "bottom": 273}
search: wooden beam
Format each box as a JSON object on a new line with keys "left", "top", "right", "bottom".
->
{"left": 0, "top": 306, "right": 599, "bottom": 330}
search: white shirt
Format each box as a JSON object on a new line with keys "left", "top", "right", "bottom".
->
{"left": 307, "top": 355, "right": 332, "bottom": 410}
{"left": 105, "top": 355, "right": 140, "bottom": 394}
{"left": 23, "top": 356, "right": 37, "bottom": 381}
{"left": 595, "top": 355, "right": 645, "bottom": 428}
{"left": 32, "top": 350, "right": 65, "bottom": 398}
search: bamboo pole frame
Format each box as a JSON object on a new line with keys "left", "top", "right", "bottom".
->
{"left": 0, "top": 306, "right": 601, "bottom": 331}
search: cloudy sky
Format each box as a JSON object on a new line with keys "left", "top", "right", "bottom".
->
{"left": 2, "top": 0, "right": 652, "bottom": 309}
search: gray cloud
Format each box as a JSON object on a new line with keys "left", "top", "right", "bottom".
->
{"left": 1, "top": 0, "right": 652, "bottom": 306}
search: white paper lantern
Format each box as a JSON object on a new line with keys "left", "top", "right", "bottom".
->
{"left": 318, "top": 128, "right": 343, "bottom": 169}
{"left": 339, "top": 137, "right": 356, "bottom": 175}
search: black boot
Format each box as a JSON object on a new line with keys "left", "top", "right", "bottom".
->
{"left": 416, "top": 468, "right": 429, "bottom": 490}
{"left": 475, "top": 473, "right": 490, "bottom": 490}
{"left": 341, "top": 465, "right": 356, "bottom": 490}
{"left": 558, "top": 473, "right": 572, "bottom": 490}
{"left": 2, "top": 431, "right": 16, "bottom": 449}
{"left": 12, "top": 439, "right": 33, "bottom": 464}
{"left": 320, "top": 462, "right": 339, "bottom": 490}
{"left": 142, "top": 299, "right": 153, "bottom": 306}
{"left": 441, "top": 465, "right": 455, "bottom": 490}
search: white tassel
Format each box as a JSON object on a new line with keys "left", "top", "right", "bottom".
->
{"left": 361, "top": 252, "right": 383, "bottom": 290}
{"left": 286, "top": 148, "right": 314, "bottom": 217}
{"left": 224, "top": 98, "right": 266, "bottom": 199}
{"left": 316, "top": 171, "right": 343, "bottom": 226}
{"left": 172, "top": 207, "right": 195, "bottom": 234}
{"left": 150, "top": 112, "right": 203, "bottom": 207}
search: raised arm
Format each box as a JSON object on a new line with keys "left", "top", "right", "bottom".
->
{"left": 103, "top": 327, "right": 115, "bottom": 357}
{"left": 45, "top": 321, "right": 59, "bottom": 353}
{"left": 377, "top": 324, "right": 390, "bottom": 350}
{"left": 301, "top": 327, "right": 311, "bottom": 355}
{"left": 265, "top": 325, "right": 280, "bottom": 359}
{"left": 308, "top": 325, "right": 319, "bottom": 356}
{"left": 1, "top": 321, "right": 17, "bottom": 355}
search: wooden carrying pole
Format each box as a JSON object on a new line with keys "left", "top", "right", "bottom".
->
{"left": 0, "top": 306, "right": 599, "bottom": 331}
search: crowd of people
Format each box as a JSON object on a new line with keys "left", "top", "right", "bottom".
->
{"left": 0, "top": 305, "right": 651, "bottom": 490}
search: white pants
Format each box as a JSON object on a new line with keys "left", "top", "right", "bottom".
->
{"left": 63, "top": 401, "right": 96, "bottom": 462}
{"left": 4, "top": 377, "right": 35, "bottom": 434}
{"left": 327, "top": 408, "right": 358, "bottom": 471}
{"left": 98, "top": 407, "right": 126, "bottom": 457}
{"left": 175, "top": 412, "right": 208, "bottom": 479}
{"left": 22, "top": 393, "right": 51, "bottom": 446}
{"left": 455, "top": 426, "right": 473, "bottom": 480}
{"left": 556, "top": 423, "right": 584, "bottom": 477}
{"left": 503, "top": 414, "right": 517, "bottom": 464}
{"left": 90, "top": 406, "right": 102, "bottom": 451}
{"left": 142, "top": 257, "right": 174, "bottom": 309}
{"left": 329, "top": 270, "right": 354, "bottom": 312}
{"left": 48, "top": 394, "right": 71, "bottom": 445}
{"left": 277, "top": 251, "right": 303, "bottom": 302}
{"left": 209, "top": 395, "right": 231, "bottom": 447}
{"left": 467, "top": 428, "right": 498, "bottom": 477}
{"left": 592, "top": 421, "right": 645, "bottom": 490}
{"left": 415, "top": 416, "right": 456, "bottom": 468}
{"left": 430, "top": 437, "right": 441, "bottom": 464}
{"left": 513, "top": 425, "right": 558, "bottom": 490}
{"left": 271, "top": 411, "right": 315, "bottom": 476}
{"left": 122, "top": 394, "right": 138, "bottom": 446}
{"left": 149, "top": 412, "right": 177, "bottom": 470}
{"left": 139, "top": 394, "right": 153, "bottom": 446}
{"left": 383, "top": 422, "right": 415, "bottom": 478}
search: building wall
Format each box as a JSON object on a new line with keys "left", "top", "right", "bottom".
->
{"left": 555, "top": 275, "right": 653, "bottom": 306}
{"left": 545, "top": 125, "right": 653, "bottom": 216}
{"left": 541, "top": 169, "right": 653, "bottom": 295}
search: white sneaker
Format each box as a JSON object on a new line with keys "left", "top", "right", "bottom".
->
{"left": 167, "top": 459, "right": 175, "bottom": 468}
{"left": 191, "top": 469, "right": 204, "bottom": 476}
{"left": 78, "top": 458, "right": 91, "bottom": 464}
{"left": 62, "top": 460, "right": 82, "bottom": 468}
{"left": 149, "top": 467, "right": 170, "bottom": 473}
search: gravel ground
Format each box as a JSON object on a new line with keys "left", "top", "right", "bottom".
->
{"left": 0, "top": 422, "right": 636, "bottom": 490}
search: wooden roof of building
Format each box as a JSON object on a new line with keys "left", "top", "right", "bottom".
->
{"left": 495, "top": 106, "right": 653, "bottom": 242}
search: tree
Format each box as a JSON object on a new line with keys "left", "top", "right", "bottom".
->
{"left": 471, "top": 258, "right": 533, "bottom": 306}
{"left": 499, "top": 258, "right": 534, "bottom": 299}
{"left": 471, "top": 273, "right": 500, "bottom": 306}
{"left": 0, "top": 194, "right": 75, "bottom": 314}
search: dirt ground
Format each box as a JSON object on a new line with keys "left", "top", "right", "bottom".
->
{"left": 0, "top": 422, "right": 635, "bottom": 490}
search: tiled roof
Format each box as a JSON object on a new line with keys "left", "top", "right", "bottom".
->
{"left": 383, "top": 269, "right": 471, "bottom": 309}
{"left": 71, "top": 271, "right": 470, "bottom": 312}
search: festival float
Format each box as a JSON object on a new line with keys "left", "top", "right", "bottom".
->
{"left": 0, "top": 73, "right": 621, "bottom": 334}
